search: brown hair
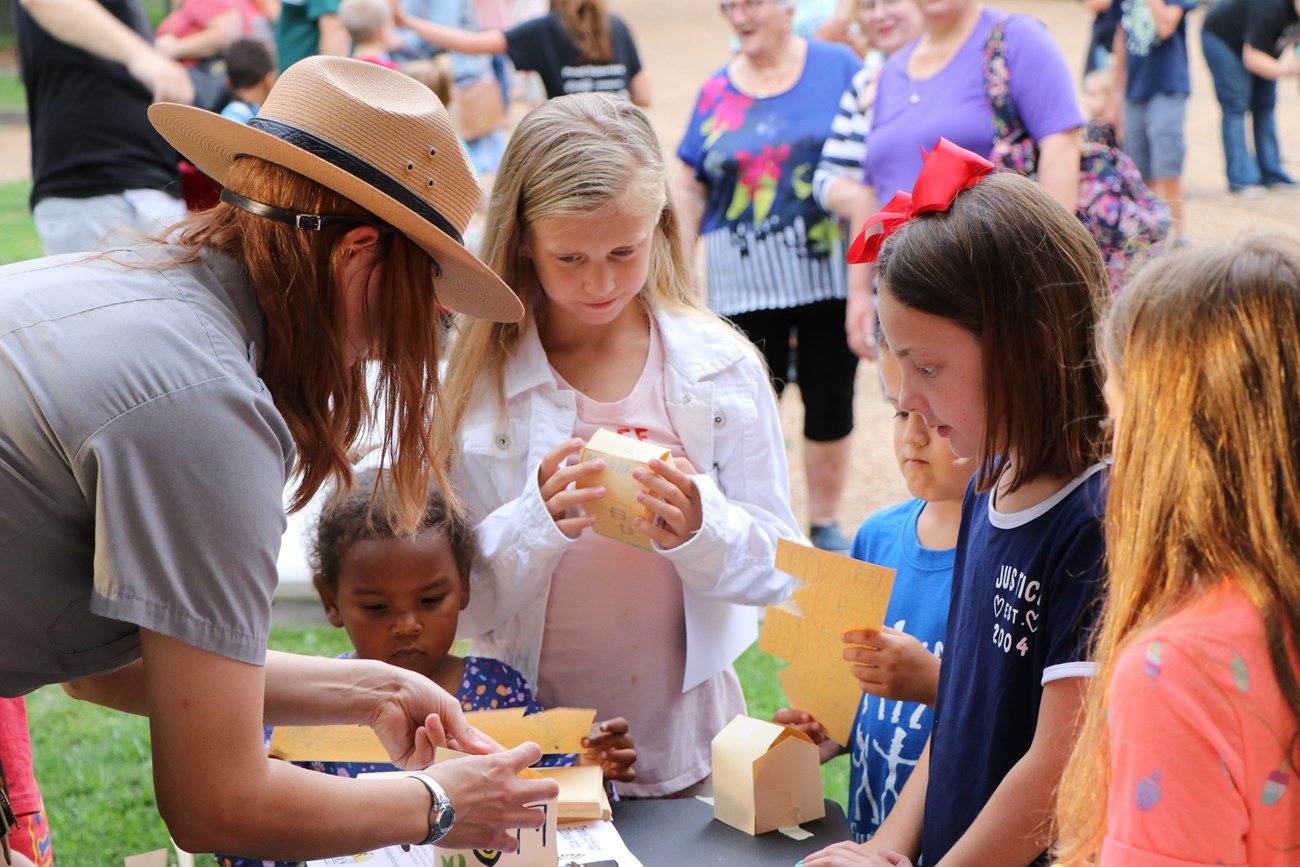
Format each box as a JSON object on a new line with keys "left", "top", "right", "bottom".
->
{"left": 552, "top": 0, "right": 613, "bottom": 64}
{"left": 310, "top": 466, "right": 477, "bottom": 594}
{"left": 168, "top": 157, "right": 451, "bottom": 534}
{"left": 1055, "top": 238, "right": 1300, "bottom": 863}
{"left": 876, "top": 171, "right": 1109, "bottom": 494}
{"left": 438, "top": 92, "right": 709, "bottom": 443}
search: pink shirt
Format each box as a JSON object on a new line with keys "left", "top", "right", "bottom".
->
{"left": 0, "top": 697, "right": 42, "bottom": 815}
{"left": 538, "top": 319, "right": 746, "bottom": 797}
{"left": 156, "top": 0, "right": 248, "bottom": 41}
{"left": 1104, "top": 581, "right": 1300, "bottom": 865}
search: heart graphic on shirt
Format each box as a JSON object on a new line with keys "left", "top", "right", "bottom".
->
{"left": 1025, "top": 609, "right": 1039, "bottom": 634}
{"left": 993, "top": 596, "right": 1004, "bottom": 618}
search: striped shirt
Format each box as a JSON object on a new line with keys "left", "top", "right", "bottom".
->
{"left": 812, "top": 50, "right": 885, "bottom": 214}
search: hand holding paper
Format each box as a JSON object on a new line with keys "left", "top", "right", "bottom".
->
{"left": 580, "top": 716, "right": 637, "bottom": 783}
{"left": 538, "top": 437, "right": 606, "bottom": 538}
{"left": 575, "top": 429, "right": 675, "bottom": 550}
{"left": 631, "top": 457, "right": 702, "bottom": 549}
{"left": 842, "top": 626, "right": 941, "bottom": 706}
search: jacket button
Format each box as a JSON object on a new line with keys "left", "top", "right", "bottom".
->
{"left": 682, "top": 394, "right": 691, "bottom": 403}
{"left": 496, "top": 435, "right": 508, "bottom": 449}
{"left": 713, "top": 413, "right": 724, "bottom": 425}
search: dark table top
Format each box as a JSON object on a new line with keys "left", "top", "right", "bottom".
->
{"left": 610, "top": 797, "right": 851, "bottom": 866}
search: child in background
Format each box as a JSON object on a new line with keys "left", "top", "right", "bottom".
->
{"left": 1055, "top": 239, "right": 1300, "bottom": 865}
{"left": 440, "top": 92, "right": 803, "bottom": 799}
{"left": 802, "top": 140, "right": 1109, "bottom": 867}
{"left": 219, "top": 38, "right": 277, "bottom": 124}
{"left": 1111, "top": 0, "right": 1197, "bottom": 243}
{"left": 338, "top": 0, "right": 400, "bottom": 69}
{"left": 776, "top": 344, "right": 974, "bottom": 842}
{"left": 0, "top": 698, "right": 53, "bottom": 867}
{"left": 215, "top": 469, "right": 635, "bottom": 867}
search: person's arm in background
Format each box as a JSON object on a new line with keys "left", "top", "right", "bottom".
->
{"left": 392, "top": 9, "right": 507, "bottom": 55}
{"left": 671, "top": 162, "right": 707, "bottom": 250}
{"left": 1241, "top": 2, "right": 1300, "bottom": 80}
{"left": 317, "top": 11, "right": 350, "bottom": 56}
{"left": 1243, "top": 43, "right": 1300, "bottom": 80}
{"left": 1080, "top": 0, "right": 1111, "bottom": 11}
{"left": 813, "top": 69, "right": 872, "bottom": 222}
{"left": 845, "top": 181, "right": 879, "bottom": 360}
{"left": 1146, "top": 0, "right": 1186, "bottom": 41}
{"left": 18, "top": 0, "right": 194, "bottom": 102}
{"left": 628, "top": 69, "right": 651, "bottom": 108}
{"left": 155, "top": 8, "right": 245, "bottom": 60}
{"left": 1109, "top": 20, "right": 1126, "bottom": 134}
{"left": 1037, "top": 129, "right": 1082, "bottom": 212}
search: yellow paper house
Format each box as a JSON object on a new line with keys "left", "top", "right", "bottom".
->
{"left": 575, "top": 428, "right": 671, "bottom": 551}
{"left": 712, "top": 715, "right": 825, "bottom": 835}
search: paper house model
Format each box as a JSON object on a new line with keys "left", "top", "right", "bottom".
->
{"left": 712, "top": 715, "right": 826, "bottom": 835}
{"left": 432, "top": 751, "right": 558, "bottom": 867}
{"left": 575, "top": 428, "right": 671, "bottom": 550}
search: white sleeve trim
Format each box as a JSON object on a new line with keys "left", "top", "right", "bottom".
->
{"left": 1042, "top": 661, "right": 1098, "bottom": 684}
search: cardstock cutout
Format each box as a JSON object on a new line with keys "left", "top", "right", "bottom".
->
{"left": 575, "top": 428, "right": 671, "bottom": 551}
{"left": 711, "top": 715, "right": 825, "bottom": 835}
{"left": 269, "top": 707, "right": 597, "bottom": 762}
{"left": 759, "top": 539, "right": 897, "bottom": 747}
{"left": 430, "top": 749, "right": 559, "bottom": 867}
{"left": 536, "top": 765, "right": 611, "bottom": 822}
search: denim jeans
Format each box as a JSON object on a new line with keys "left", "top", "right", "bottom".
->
{"left": 1201, "top": 30, "right": 1295, "bottom": 191}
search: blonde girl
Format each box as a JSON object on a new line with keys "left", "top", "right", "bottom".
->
{"left": 801, "top": 141, "right": 1109, "bottom": 867}
{"left": 440, "top": 92, "right": 802, "bottom": 798}
{"left": 1056, "top": 239, "right": 1300, "bottom": 865}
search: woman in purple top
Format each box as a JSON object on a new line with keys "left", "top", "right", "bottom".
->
{"left": 845, "top": 0, "right": 1083, "bottom": 359}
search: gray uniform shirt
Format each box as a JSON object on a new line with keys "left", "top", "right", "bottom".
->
{"left": 0, "top": 246, "right": 295, "bottom": 696}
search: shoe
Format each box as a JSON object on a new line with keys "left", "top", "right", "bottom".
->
{"left": 1230, "top": 185, "right": 1266, "bottom": 199}
{"left": 810, "top": 523, "right": 852, "bottom": 555}
{"left": 1265, "top": 180, "right": 1300, "bottom": 193}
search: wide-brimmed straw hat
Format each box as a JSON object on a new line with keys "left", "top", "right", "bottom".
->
{"left": 148, "top": 55, "right": 523, "bottom": 324}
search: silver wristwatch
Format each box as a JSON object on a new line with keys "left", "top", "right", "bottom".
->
{"left": 411, "top": 773, "right": 456, "bottom": 846}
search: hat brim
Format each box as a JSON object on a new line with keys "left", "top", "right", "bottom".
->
{"left": 149, "top": 102, "right": 523, "bottom": 324}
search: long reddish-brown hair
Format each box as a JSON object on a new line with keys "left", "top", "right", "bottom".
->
{"left": 166, "top": 157, "right": 451, "bottom": 533}
{"left": 552, "top": 0, "right": 612, "bottom": 63}
{"left": 1055, "top": 238, "right": 1300, "bottom": 863}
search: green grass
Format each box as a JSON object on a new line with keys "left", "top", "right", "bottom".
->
{"left": 28, "top": 630, "right": 850, "bottom": 866}
{"left": 0, "top": 73, "right": 24, "bottom": 111}
{"left": 0, "top": 180, "right": 40, "bottom": 264}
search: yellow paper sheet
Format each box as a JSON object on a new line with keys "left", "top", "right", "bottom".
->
{"left": 575, "top": 428, "right": 671, "bottom": 551}
{"left": 269, "top": 707, "right": 597, "bottom": 762}
{"left": 758, "top": 539, "right": 896, "bottom": 746}
{"left": 537, "top": 764, "right": 611, "bottom": 822}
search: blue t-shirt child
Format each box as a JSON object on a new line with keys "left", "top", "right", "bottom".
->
{"left": 216, "top": 656, "right": 565, "bottom": 867}
{"left": 846, "top": 499, "right": 954, "bottom": 843}
{"left": 922, "top": 465, "right": 1106, "bottom": 866}
{"left": 1120, "top": 0, "right": 1199, "bottom": 100}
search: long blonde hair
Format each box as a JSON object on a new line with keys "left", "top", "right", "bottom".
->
{"left": 552, "top": 0, "right": 612, "bottom": 64}
{"left": 170, "top": 157, "right": 451, "bottom": 534}
{"left": 1055, "top": 238, "right": 1300, "bottom": 863}
{"left": 439, "top": 92, "right": 707, "bottom": 442}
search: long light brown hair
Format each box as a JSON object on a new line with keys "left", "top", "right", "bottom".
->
{"left": 552, "top": 0, "right": 612, "bottom": 63}
{"left": 1055, "top": 238, "right": 1300, "bottom": 863}
{"left": 169, "top": 157, "right": 451, "bottom": 534}
{"left": 439, "top": 92, "right": 708, "bottom": 446}
{"left": 876, "top": 171, "right": 1110, "bottom": 494}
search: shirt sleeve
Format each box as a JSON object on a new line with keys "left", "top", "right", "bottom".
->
{"left": 503, "top": 15, "right": 551, "bottom": 72}
{"left": 1004, "top": 15, "right": 1084, "bottom": 143}
{"left": 1244, "top": 2, "right": 1294, "bottom": 56}
{"left": 305, "top": 0, "right": 340, "bottom": 23}
{"left": 76, "top": 376, "right": 293, "bottom": 666}
{"left": 610, "top": 15, "right": 642, "bottom": 79}
{"left": 1102, "top": 637, "right": 1251, "bottom": 866}
{"left": 674, "top": 80, "right": 712, "bottom": 179}
{"left": 1041, "top": 515, "right": 1104, "bottom": 682}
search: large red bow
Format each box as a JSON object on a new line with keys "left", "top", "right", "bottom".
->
{"left": 847, "top": 138, "right": 994, "bottom": 265}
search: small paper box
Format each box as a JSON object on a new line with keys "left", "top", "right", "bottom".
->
{"left": 575, "top": 428, "right": 671, "bottom": 551}
{"left": 711, "top": 714, "right": 826, "bottom": 836}
{"left": 432, "top": 751, "right": 559, "bottom": 867}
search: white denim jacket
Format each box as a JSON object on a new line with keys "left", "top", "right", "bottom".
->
{"left": 452, "top": 308, "right": 802, "bottom": 692}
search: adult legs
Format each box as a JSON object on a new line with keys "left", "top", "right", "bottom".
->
{"left": 1250, "top": 73, "right": 1295, "bottom": 187}
{"left": 32, "top": 189, "right": 186, "bottom": 255}
{"left": 1200, "top": 30, "right": 1262, "bottom": 192}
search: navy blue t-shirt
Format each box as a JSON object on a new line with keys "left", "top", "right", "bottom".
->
{"left": 1121, "top": 0, "right": 1198, "bottom": 100}
{"left": 921, "top": 465, "right": 1106, "bottom": 865}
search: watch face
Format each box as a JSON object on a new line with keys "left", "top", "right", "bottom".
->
{"left": 436, "top": 803, "right": 455, "bottom": 834}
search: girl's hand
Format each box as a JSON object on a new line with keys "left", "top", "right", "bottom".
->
{"left": 842, "top": 628, "right": 941, "bottom": 707}
{"left": 581, "top": 717, "right": 637, "bottom": 783}
{"left": 800, "top": 842, "right": 912, "bottom": 866}
{"left": 773, "top": 708, "right": 845, "bottom": 763}
{"left": 537, "top": 438, "right": 606, "bottom": 538}
{"left": 632, "top": 457, "right": 703, "bottom": 550}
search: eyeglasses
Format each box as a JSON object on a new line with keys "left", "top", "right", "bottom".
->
{"left": 719, "top": 0, "right": 773, "bottom": 16}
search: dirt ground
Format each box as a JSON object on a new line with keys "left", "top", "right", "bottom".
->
{"left": 3, "top": 0, "right": 1297, "bottom": 534}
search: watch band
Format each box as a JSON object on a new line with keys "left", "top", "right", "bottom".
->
{"left": 410, "top": 772, "right": 455, "bottom": 846}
